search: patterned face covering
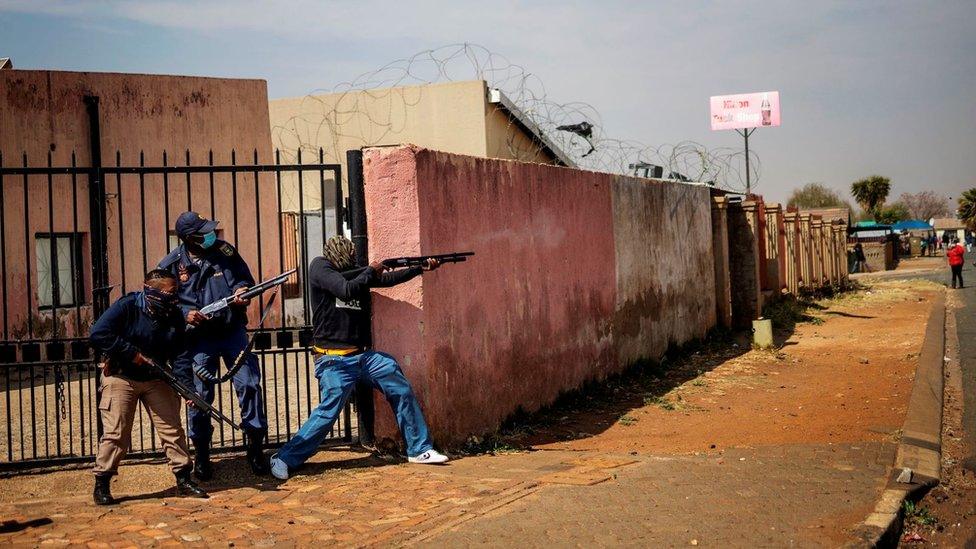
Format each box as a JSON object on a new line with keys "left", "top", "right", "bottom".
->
{"left": 324, "top": 235, "right": 355, "bottom": 270}
{"left": 143, "top": 285, "right": 179, "bottom": 319}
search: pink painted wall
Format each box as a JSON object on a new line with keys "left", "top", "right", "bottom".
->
{"left": 0, "top": 70, "right": 276, "bottom": 339}
{"left": 364, "top": 146, "right": 715, "bottom": 447}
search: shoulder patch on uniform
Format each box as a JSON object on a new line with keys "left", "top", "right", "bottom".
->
{"left": 219, "top": 242, "right": 235, "bottom": 257}
{"left": 159, "top": 251, "right": 182, "bottom": 268}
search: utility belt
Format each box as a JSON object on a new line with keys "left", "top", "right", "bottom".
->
{"left": 311, "top": 346, "right": 362, "bottom": 358}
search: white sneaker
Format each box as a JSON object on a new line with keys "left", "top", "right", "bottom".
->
{"left": 408, "top": 449, "right": 449, "bottom": 464}
{"left": 270, "top": 453, "right": 289, "bottom": 480}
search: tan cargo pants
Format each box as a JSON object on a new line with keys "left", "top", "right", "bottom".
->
{"left": 93, "top": 374, "right": 192, "bottom": 476}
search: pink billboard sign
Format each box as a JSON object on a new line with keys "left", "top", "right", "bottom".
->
{"left": 710, "top": 91, "right": 781, "bottom": 130}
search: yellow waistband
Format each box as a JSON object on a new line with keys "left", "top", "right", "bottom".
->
{"left": 312, "top": 346, "right": 360, "bottom": 356}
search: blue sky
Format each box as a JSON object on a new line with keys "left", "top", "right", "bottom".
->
{"left": 1, "top": 0, "right": 974, "bottom": 204}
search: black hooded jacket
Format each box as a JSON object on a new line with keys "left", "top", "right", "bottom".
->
{"left": 308, "top": 257, "right": 422, "bottom": 349}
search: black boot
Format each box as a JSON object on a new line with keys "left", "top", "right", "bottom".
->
{"left": 175, "top": 468, "right": 209, "bottom": 498}
{"left": 93, "top": 474, "right": 115, "bottom": 506}
{"left": 245, "top": 429, "right": 270, "bottom": 476}
{"left": 192, "top": 440, "right": 213, "bottom": 481}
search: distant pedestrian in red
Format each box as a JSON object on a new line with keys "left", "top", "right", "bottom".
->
{"left": 947, "top": 238, "right": 965, "bottom": 289}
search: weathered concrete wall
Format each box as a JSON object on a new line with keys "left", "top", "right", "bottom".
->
{"left": 364, "top": 145, "right": 715, "bottom": 446}
{"left": 611, "top": 176, "right": 715, "bottom": 366}
{"left": 783, "top": 212, "right": 801, "bottom": 294}
{"left": 711, "top": 197, "right": 732, "bottom": 329}
{"left": 0, "top": 70, "right": 276, "bottom": 338}
{"left": 762, "top": 203, "right": 785, "bottom": 296}
{"left": 727, "top": 201, "right": 762, "bottom": 330}
{"left": 799, "top": 214, "right": 814, "bottom": 288}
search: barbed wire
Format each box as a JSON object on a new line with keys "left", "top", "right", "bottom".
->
{"left": 271, "top": 43, "right": 759, "bottom": 192}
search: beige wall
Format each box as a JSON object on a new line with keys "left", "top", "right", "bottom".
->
{"left": 484, "top": 105, "right": 555, "bottom": 165}
{"left": 269, "top": 80, "right": 556, "bottom": 212}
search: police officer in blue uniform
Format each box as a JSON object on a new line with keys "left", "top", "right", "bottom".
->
{"left": 158, "top": 211, "right": 269, "bottom": 478}
{"left": 90, "top": 269, "right": 208, "bottom": 504}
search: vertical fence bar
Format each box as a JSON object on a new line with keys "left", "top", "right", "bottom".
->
{"left": 70, "top": 153, "right": 82, "bottom": 333}
{"left": 47, "top": 151, "right": 57, "bottom": 337}
{"left": 274, "top": 151, "right": 286, "bottom": 328}
{"left": 84, "top": 95, "right": 109, "bottom": 320}
{"left": 139, "top": 152, "right": 148, "bottom": 274}
{"left": 274, "top": 150, "right": 286, "bottom": 441}
{"left": 88, "top": 361, "right": 95, "bottom": 453}
{"left": 346, "top": 149, "right": 374, "bottom": 445}
{"left": 23, "top": 153, "right": 38, "bottom": 458}
{"left": 185, "top": 149, "right": 192, "bottom": 212}
{"left": 252, "top": 150, "right": 270, "bottom": 429}
{"left": 296, "top": 150, "right": 309, "bottom": 325}
{"left": 0, "top": 151, "right": 6, "bottom": 340}
{"left": 115, "top": 151, "right": 127, "bottom": 294}
{"left": 0, "top": 152, "right": 10, "bottom": 460}
{"left": 84, "top": 96, "right": 107, "bottom": 441}
{"left": 208, "top": 150, "right": 216, "bottom": 219}
{"left": 70, "top": 151, "right": 84, "bottom": 458}
{"left": 22, "top": 152, "right": 33, "bottom": 339}
{"left": 162, "top": 150, "right": 170, "bottom": 253}
{"left": 225, "top": 149, "right": 240, "bottom": 446}
{"left": 46, "top": 151, "right": 57, "bottom": 457}
{"left": 335, "top": 163, "right": 350, "bottom": 441}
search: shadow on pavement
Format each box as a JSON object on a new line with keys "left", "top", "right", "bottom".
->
{"left": 195, "top": 450, "right": 392, "bottom": 492}
{"left": 474, "top": 329, "right": 756, "bottom": 451}
{"left": 824, "top": 311, "right": 875, "bottom": 319}
{"left": 0, "top": 518, "right": 53, "bottom": 533}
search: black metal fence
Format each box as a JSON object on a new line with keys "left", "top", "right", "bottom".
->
{"left": 0, "top": 146, "right": 354, "bottom": 470}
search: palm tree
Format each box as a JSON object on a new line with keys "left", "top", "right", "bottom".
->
{"left": 958, "top": 188, "right": 976, "bottom": 228}
{"left": 850, "top": 175, "right": 891, "bottom": 219}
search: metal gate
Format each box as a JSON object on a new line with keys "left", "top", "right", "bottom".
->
{"left": 0, "top": 137, "right": 355, "bottom": 470}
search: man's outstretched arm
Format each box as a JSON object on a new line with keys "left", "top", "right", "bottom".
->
{"left": 372, "top": 258, "right": 439, "bottom": 288}
{"left": 373, "top": 266, "right": 423, "bottom": 288}
{"left": 309, "top": 257, "right": 376, "bottom": 300}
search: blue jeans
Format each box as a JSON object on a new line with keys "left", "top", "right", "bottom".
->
{"left": 276, "top": 351, "right": 433, "bottom": 469}
{"left": 175, "top": 328, "right": 268, "bottom": 443}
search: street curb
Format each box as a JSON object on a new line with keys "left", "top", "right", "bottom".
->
{"left": 848, "top": 290, "right": 946, "bottom": 548}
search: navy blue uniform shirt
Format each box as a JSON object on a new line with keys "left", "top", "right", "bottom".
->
{"left": 157, "top": 240, "right": 255, "bottom": 333}
{"left": 89, "top": 292, "right": 186, "bottom": 382}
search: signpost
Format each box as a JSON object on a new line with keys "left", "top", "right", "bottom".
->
{"left": 710, "top": 91, "right": 780, "bottom": 194}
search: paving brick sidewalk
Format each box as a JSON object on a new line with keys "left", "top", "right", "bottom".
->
{"left": 0, "top": 441, "right": 893, "bottom": 547}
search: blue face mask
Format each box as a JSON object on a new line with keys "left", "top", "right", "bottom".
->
{"left": 200, "top": 231, "right": 217, "bottom": 249}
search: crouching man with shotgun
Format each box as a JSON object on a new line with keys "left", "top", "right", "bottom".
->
{"left": 89, "top": 269, "right": 209, "bottom": 505}
{"left": 270, "top": 236, "right": 468, "bottom": 479}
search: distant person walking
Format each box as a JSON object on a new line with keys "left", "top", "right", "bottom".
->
{"left": 853, "top": 242, "right": 867, "bottom": 273}
{"left": 920, "top": 237, "right": 928, "bottom": 257}
{"left": 947, "top": 238, "right": 965, "bottom": 289}
{"left": 966, "top": 233, "right": 974, "bottom": 253}
{"left": 942, "top": 231, "right": 950, "bottom": 252}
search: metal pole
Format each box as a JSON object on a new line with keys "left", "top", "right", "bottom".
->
{"left": 84, "top": 95, "right": 108, "bottom": 440}
{"left": 345, "top": 149, "right": 375, "bottom": 447}
{"left": 744, "top": 128, "right": 752, "bottom": 195}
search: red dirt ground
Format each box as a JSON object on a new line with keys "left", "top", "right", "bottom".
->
{"left": 512, "top": 280, "right": 939, "bottom": 458}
